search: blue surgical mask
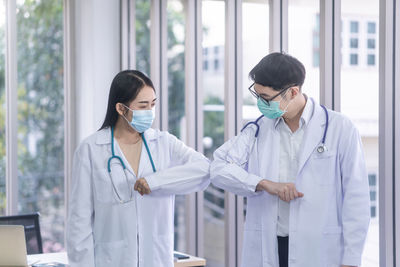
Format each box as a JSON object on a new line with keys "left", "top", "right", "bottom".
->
{"left": 123, "top": 105, "right": 155, "bottom": 133}
{"left": 257, "top": 96, "right": 292, "bottom": 119}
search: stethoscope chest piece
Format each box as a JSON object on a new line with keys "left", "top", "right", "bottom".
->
{"left": 317, "top": 144, "right": 327, "bottom": 153}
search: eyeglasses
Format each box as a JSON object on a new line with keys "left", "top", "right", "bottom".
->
{"left": 248, "top": 83, "right": 294, "bottom": 105}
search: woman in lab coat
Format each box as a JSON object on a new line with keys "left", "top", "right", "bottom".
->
{"left": 67, "top": 70, "right": 210, "bottom": 267}
{"left": 211, "top": 53, "right": 370, "bottom": 267}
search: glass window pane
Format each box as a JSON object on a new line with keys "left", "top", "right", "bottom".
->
{"left": 371, "top": 206, "right": 376, "bottom": 217}
{"left": 368, "top": 174, "right": 376, "bottom": 186}
{"left": 350, "top": 53, "right": 358, "bottom": 65}
{"left": 16, "top": 0, "right": 64, "bottom": 252}
{"left": 203, "top": 60, "right": 208, "bottom": 70}
{"left": 288, "top": 0, "right": 320, "bottom": 100}
{"left": 367, "top": 22, "right": 376, "bottom": 34}
{"left": 136, "top": 0, "right": 151, "bottom": 75}
{"left": 313, "top": 51, "right": 319, "bottom": 67}
{"left": 167, "top": 0, "right": 187, "bottom": 252}
{"left": 367, "top": 54, "right": 375, "bottom": 66}
{"left": 350, "top": 21, "right": 359, "bottom": 33}
{"left": 367, "top": 38, "right": 376, "bottom": 49}
{"left": 350, "top": 38, "right": 358, "bottom": 48}
{"left": 0, "top": 1, "right": 5, "bottom": 215}
{"left": 370, "top": 191, "right": 376, "bottom": 201}
{"left": 242, "top": 1, "right": 269, "bottom": 125}
{"left": 202, "top": 1, "right": 225, "bottom": 266}
{"left": 168, "top": 0, "right": 185, "bottom": 140}
{"left": 342, "top": 1, "right": 379, "bottom": 266}
{"left": 214, "top": 58, "right": 219, "bottom": 71}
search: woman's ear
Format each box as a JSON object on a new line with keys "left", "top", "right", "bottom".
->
{"left": 115, "top": 103, "right": 125, "bottom": 116}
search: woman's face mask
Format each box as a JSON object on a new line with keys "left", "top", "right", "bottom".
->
{"left": 122, "top": 104, "right": 155, "bottom": 133}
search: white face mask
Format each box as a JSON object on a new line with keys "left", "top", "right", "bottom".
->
{"left": 122, "top": 105, "right": 155, "bottom": 133}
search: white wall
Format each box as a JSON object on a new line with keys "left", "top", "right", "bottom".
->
{"left": 73, "top": 0, "right": 121, "bottom": 143}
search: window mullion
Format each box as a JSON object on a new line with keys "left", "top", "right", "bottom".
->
{"left": 320, "top": 0, "right": 341, "bottom": 111}
{"left": 5, "top": 0, "right": 18, "bottom": 216}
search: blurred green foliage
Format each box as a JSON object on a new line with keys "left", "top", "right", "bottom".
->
{"left": 0, "top": 0, "right": 64, "bottom": 252}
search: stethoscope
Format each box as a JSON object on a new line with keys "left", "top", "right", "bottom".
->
{"left": 107, "top": 126, "right": 156, "bottom": 203}
{"left": 317, "top": 104, "right": 328, "bottom": 153}
{"left": 241, "top": 99, "right": 329, "bottom": 153}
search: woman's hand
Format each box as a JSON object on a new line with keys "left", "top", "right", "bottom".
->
{"left": 256, "top": 180, "right": 304, "bottom": 202}
{"left": 134, "top": 178, "right": 151, "bottom": 196}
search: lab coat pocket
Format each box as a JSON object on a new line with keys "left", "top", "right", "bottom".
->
{"left": 95, "top": 239, "right": 127, "bottom": 267}
{"left": 310, "top": 150, "right": 337, "bottom": 186}
{"left": 323, "top": 226, "right": 343, "bottom": 267}
{"left": 242, "top": 229, "right": 263, "bottom": 267}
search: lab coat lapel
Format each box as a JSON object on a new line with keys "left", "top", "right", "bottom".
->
{"left": 257, "top": 119, "right": 280, "bottom": 182}
{"left": 138, "top": 129, "right": 157, "bottom": 177}
{"left": 137, "top": 139, "right": 150, "bottom": 178}
{"left": 296, "top": 101, "right": 326, "bottom": 176}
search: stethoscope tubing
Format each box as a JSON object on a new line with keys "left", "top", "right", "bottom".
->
{"left": 107, "top": 126, "right": 156, "bottom": 203}
{"left": 109, "top": 126, "right": 156, "bottom": 173}
{"left": 241, "top": 99, "right": 329, "bottom": 153}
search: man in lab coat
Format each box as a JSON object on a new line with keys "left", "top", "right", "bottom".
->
{"left": 211, "top": 52, "right": 370, "bottom": 267}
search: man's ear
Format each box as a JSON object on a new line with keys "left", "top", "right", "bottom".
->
{"left": 290, "top": 86, "right": 300, "bottom": 99}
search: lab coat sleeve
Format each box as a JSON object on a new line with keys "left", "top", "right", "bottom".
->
{"left": 210, "top": 127, "right": 264, "bottom": 197}
{"left": 145, "top": 134, "right": 210, "bottom": 196}
{"left": 67, "top": 143, "right": 95, "bottom": 267}
{"left": 340, "top": 125, "right": 371, "bottom": 266}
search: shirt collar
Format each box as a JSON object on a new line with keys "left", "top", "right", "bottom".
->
{"left": 301, "top": 94, "right": 313, "bottom": 126}
{"left": 274, "top": 94, "right": 313, "bottom": 129}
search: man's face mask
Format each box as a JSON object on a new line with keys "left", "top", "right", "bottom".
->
{"left": 257, "top": 89, "right": 293, "bottom": 119}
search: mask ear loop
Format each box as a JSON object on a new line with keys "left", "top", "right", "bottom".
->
{"left": 121, "top": 103, "right": 134, "bottom": 116}
{"left": 119, "top": 103, "right": 136, "bottom": 130}
{"left": 279, "top": 88, "right": 293, "bottom": 114}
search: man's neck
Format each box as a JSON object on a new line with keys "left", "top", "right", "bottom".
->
{"left": 283, "top": 94, "right": 307, "bottom": 133}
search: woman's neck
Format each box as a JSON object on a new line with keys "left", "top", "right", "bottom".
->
{"left": 113, "top": 118, "right": 141, "bottom": 144}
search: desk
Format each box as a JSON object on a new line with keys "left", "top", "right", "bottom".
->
{"left": 27, "top": 251, "right": 206, "bottom": 267}
{"left": 27, "top": 252, "right": 67, "bottom": 265}
{"left": 173, "top": 251, "right": 206, "bottom": 267}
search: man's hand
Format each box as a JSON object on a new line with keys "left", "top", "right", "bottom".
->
{"left": 256, "top": 180, "right": 304, "bottom": 202}
{"left": 134, "top": 178, "right": 151, "bottom": 196}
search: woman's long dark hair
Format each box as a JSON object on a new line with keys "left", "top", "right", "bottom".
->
{"left": 99, "top": 70, "right": 155, "bottom": 130}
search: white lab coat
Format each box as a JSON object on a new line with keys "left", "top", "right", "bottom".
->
{"left": 67, "top": 127, "right": 210, "bottom": 267}
{"left": 210, "top": 98, "right": 370, "bottom": 267}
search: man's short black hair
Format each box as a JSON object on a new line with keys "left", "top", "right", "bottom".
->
{"left": 249, "top": 52, "right": 306, "bottom": 91}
